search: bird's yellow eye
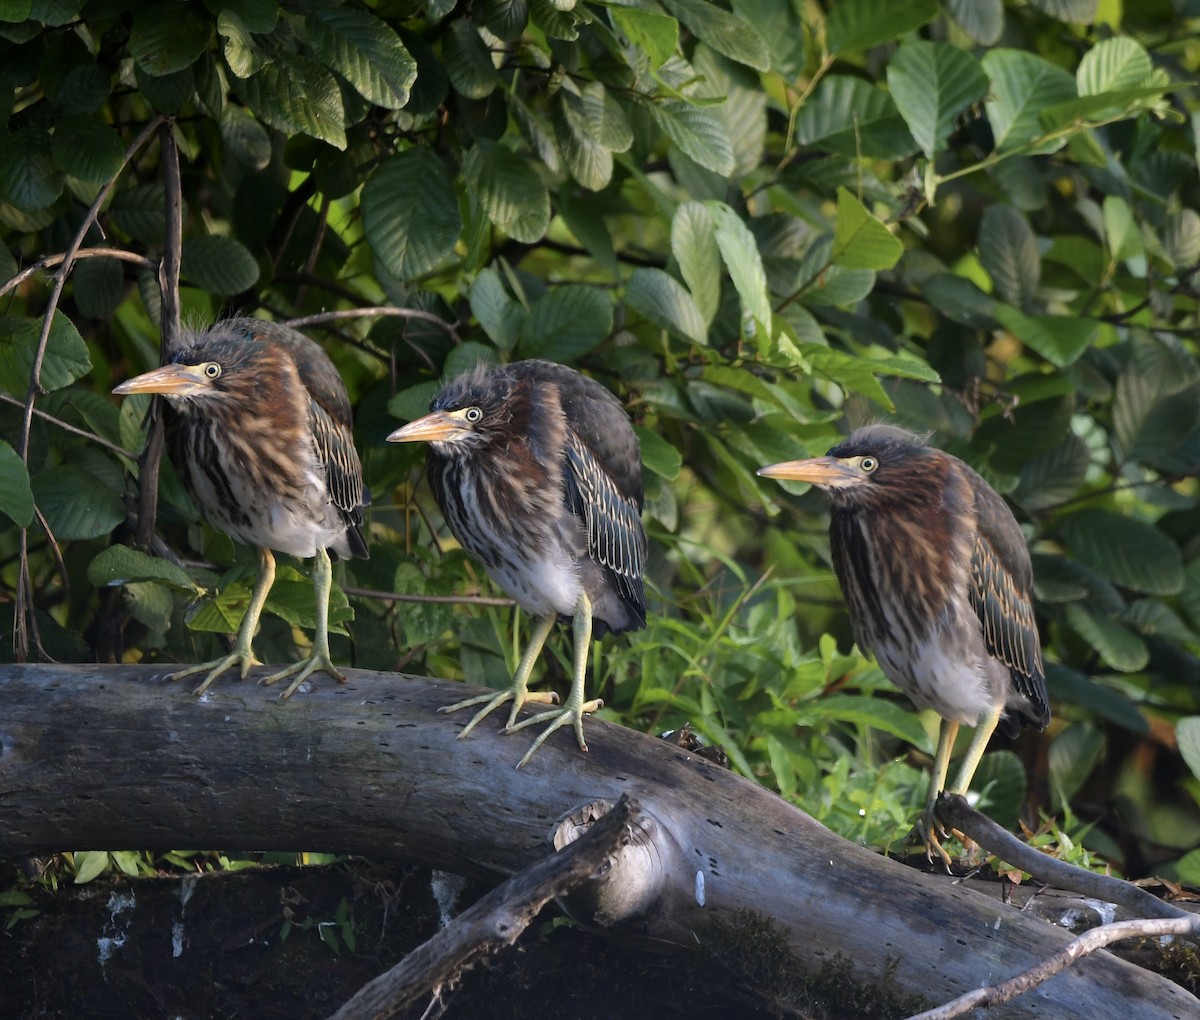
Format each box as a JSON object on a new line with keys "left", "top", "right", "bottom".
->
{"left": 203, "top": 363, "right": 221, "bottom": 379}
{"left": 464, "top": 406, "right": 483, "bottom": 423}
{"left": 859, "top": 456, "right": 878, "bottom": 472}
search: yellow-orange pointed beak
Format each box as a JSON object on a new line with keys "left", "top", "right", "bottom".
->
{"left": 113, "top": 363, "right": 208, "bottom": 397}
{"left": 757, "top": 456, "right": 859, "bottom": 488}
{"left": 386, "top": 410, "right": 463, "bottom": 444}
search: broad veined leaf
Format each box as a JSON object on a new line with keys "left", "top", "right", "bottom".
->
{"left": 1012, "top": 433, "right": 1090, "bottom": 512}
{"left": 362, "top": 148, "right": 462, "bottom": 281}
{"left": 443, "top": 19, "right": 498, "bottom": 99}
{"left": 1103, "top": 194, "right": 1143, "bottom": 263}
{"left": 219, "top": 105, "right": 271, "bottom": 169}
{"left": 306, "top": 7, "right": 417, "bottom": 109}
{"left": 0, "top": 439, "right": 33, "bottom": 527}
{"left": 831, "top": 187, "right": 903, "bottom": 270}
{"left": 671, "top": 201, "right": 721, "bottom": 326}
{"left": 182, "top": 235, "right": 260, "bottom": 295}
{"left": 1029, "top": 0, "right": 1097, "bottom": 23}
{"left": 129, "top": 1, "right": 210, "bottom": 76}
{"left": 50, "top": 116, "right": 125, "bottom": 183}
{"left": 652, "top": 101, "right": 734, "bottom": 177}
{"left": 72, "top": 256, "right": 124, "bottom": 318}
{"left": 0, "top": 312, "right": 90, "bottom": 394}
{"left": 87, "top": 545, "right": 198, "bottom": 592}
{"left": 978, "top": 204, "right": 1040, "bottom": 309}
{"left": 32, "top": 464, "right": 126, "bottom": 541}
{"left": 1064, "top": 605, "right": 1149, "bottom": 673}
{"left": 994, "top": 306, "right": 1100, "bottom": 368}
{"left": 611, "top": 7, "right": 677, "bottom": 69}
{"left": 661, "top": 0, "right": 769, "bottom": 71}
{"left": 943, "top": 0, "right": 1003, "bottom": 45}
{"left": 1179, "top": 717, "right": 1200, "bottom": 783}
{"left": 634, "top": 424, "right": 681, "bottom": 481}
{"left": 1061, "top": 508, "right": 1183, "bottom": 596}
{"left": 519, "top": 285, "right": 613, "bottom": 360}
{"left": 464, "top": 141, "right": 550, "bottom": 244}
{"left": 234, "top": 54, "right": 347, "bottom": 149}
{"left": 1078, "top": 36, "right": 1154, "bottom": 97}
{"left": 626, "top": 267, "right": 708, "bottom": 345}
{"left": 824, "top": 0, "right": 938, "bottom": 56}
{"left": 469, "top": 267, "right": 525, "bottom": 352}
{"left": 887, "top": 40, "right": 988, "bottom": 159}
{"left": 1048, "top": 722, "right": 1106, "bottom": 811}
{"left": 793, "top": 76, "right": 918, "bottom": 160}
{"left": 709, "top": 202, "right": 771, "bottom": 336}
{"left": 981, "top": 49, "right": 1076, "bottom": 153}
{"left": 0, "top": 126, "right": 64, "bottom": 212}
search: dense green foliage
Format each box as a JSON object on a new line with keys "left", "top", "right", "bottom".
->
{"left": 2, "top": 0, "right": 1200, "bottom": 884}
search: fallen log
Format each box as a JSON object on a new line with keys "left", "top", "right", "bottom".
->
{"left": 0, "top": 664, "right": 1195, "bottom": 1019}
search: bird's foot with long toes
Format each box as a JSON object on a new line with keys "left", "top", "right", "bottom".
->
{"left": 260, "top": 653, "right": 348, "bottom": 700}
{"left": 507, "top": 693, "right": 603, "bottom": 768}
{"left": 912, "top": 806, "right": 955, "bottom": 870}
{"left": 169, "top": 650, "right": 261, "bottom": 697}
{"left": 439, "top": 685, "right": 560, "bottom": 742}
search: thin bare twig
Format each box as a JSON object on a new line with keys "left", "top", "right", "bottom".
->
{"left": 13, "top": 113, "right": 166, "bottom": 661}
{"left": 284, "top": 306, "right": 460, "bottom": 340}
{"left": 0, "top": 392, "right": 131, "bottom": 458}
{"left": 906, "top": 916, "right": 1199, "bottom": 1020}
{"left": 0, "top": 247, "right": 156, "bottom": 300}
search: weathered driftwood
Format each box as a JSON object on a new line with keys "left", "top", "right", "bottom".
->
{"left": 1, "top": 664, "right": 1195, "bottom": 1019}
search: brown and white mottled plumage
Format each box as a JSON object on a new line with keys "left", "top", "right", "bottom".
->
{"left": 388, "top": 359, "right": 646, "bottom": 767}
{"left": 113, "top": 318, "right": 368, "bottom": 697}
{"left": 759, "top": 424, "right": 1048, "bottom": 863}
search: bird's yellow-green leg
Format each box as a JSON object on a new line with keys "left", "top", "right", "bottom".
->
{"left": 172, "top": 547, "right": 275, "bottom": 696}
{"left": 916, "top": 718, "right": 959, "bottom": 868}
{"left": 509, "top": 592, "right": 603, "bottom": 768}
{"left": 262, "top": 546, "right": 348, "bottom": 700}
{"left": 439, "top": 610, "right": 559, "bottom": 738}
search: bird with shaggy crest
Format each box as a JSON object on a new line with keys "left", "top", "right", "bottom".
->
{"left": 113, "top": 318, "right": 369, "bottom": 698}
{"left": 388, "top": 359, "right": 646, "bottom": 768}
{"left": 759, "top": 424, "right": 1049, "bottom": 864}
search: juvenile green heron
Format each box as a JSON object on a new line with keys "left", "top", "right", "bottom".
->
{"left": 758, "top": 425, "right": 1048, "bottom": 863}
{"left": 388, "top": 360, "right": 646, "bottom": 767}
{"left": 113, "top": 318, "right": 369, "bottom": 698}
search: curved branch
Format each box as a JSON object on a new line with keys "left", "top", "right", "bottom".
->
{"left": 0, "top": 247, "right": 157, "bottom": 299}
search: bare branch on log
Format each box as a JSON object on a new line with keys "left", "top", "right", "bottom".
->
{"left": 907, "top": 915, "right": 1200, "bottom": 1020}
{"left": 937, "top": 793, "right": 1195, "bottom": 923}
{"left": 1, "top": 665, "right": 1197, "bottom": 1020}
{"left": 329, "top": 796, "right": 636, "bottom": 1020}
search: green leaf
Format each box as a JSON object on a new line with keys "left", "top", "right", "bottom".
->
{"left": 978, "top": 205, "right": 1039, "bottom": 309}
{"left": 219, "top": 105, "right": 271, "bottom": 170}
{"left": 994, "top": 306, "right": 1100, "bottom": 369}
{"left": 634, "top": 424, "right": 681, "bottom": 481}
{"left": 1163, "top": 209, "right": 1200, "bottom": 268}
{"left": 943, "top": 0, "right": 1003, "bottom": 45}
{"left": 626, "top": 267, "right": 708, "bottom": 345}
{"left": 791, "top": 343, "right": 938, "bottom": 408}
{"left": 443, "top": 19, "right": 498, "bottom": 100}
{"left": 554, "top": 100, "right": 611, "bottom": 190}
{"left": 235, "top": 55, "right": 346, "bottom": 149}
{"left": 0, "top": 126, "right": 64, "bottom": 212}
{"left": 824, "top": 0, "right": 938, "bottom": 55}
{"left": 217, "top": 10, "right": 267, "bottom": 78}
{"left": 887, "top": 40, "right": 989, "bottom": 159}
{"left": 388, "top": 381, "right": 443, "bottom": 425}
{"left": 1103, "top": 195, "right": 1142, "bottom": 263}
{"left": 0, "top": 440, "right": 33, "bottom": 527}
{"left": 793, "top": 76, "right": 918, "bottom": 160}
{"left": 981, "top": 49, "right": 1077, "bottom": 154}
{"left": 129, "top": 1, "right": 210, "bottom": 75}
{"left": 652, "top": 101, "right": 734, "bottom": 177}
{"left": 661, "top": 0, "right": 769, "bottom": 71}
{"left": 831, "top": 187, "right": 903, "bottom": 270}
{"left": 519, "top": 285, "right": 613, "bottom": 360}
{"left": 1077, "top": 36, "right": 1152, "bottom": 97}
{"left": 482, "top": 0, "right": 529, "bottom": 43}
{"left": 671, "top": 201, "right": 721, "bottom": 326}
{"left": 110, "top": 182, "right": 166, "bottom": 245}
{"left": 306, "top": 7, "right": 416, "bottom": 109}
{"left": 182, "top": 235, "right": 260, "bottom": 296}
{"left": 72, "top": 256, "right": 124, "bottom": 319}
{"left": 1179, "top": 718, "right": 1200, "bottom": 783}
{"left": 801, "top": 694, "right": 931, "bottom": 754}
{"left": 32, "top": 464, "right": 126, "bottom": 541}
{"left": 710, "top": 202, "right": 771, "bottom": 332}
{"left": 1061, "top": 508, "right": 1183, "bottom": 596}
{"left": 470, "top": 267, "right": 525, "bottom": 352}
{"left": 463, "top": 141, "right": 550, "bottom": 244}
{"left": 87, "top": 545, "right": 197, "bottom": 592}
{"left": 1012, "top": 433, "right": 1090, "bottom": 512}
{"left": 1113, "top": 365, "right": 1200, "bottom": 465}
{"left": 72, "top": 850, "right": 110, "bottom": 885}
{"left": 50, "top": 116, "right": 124, "bottom": 183}
{"left": 1029, "top": 0, "right": 1097, "bottom": 25}
{"left": 0, "top": 313, "right": 91, "bottom": 394}
{"left": 611, "top": 7, "right": 677, "bottom": 70}
{"left": 920, "top": 274, "right": 996, "bottom": 329}
{"left": 362, "top": 148, "right": 462, "bottom": 281}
